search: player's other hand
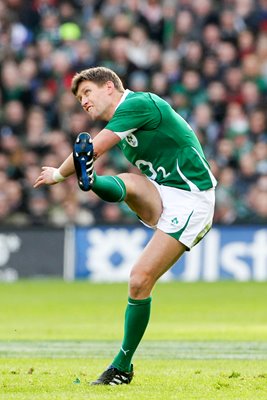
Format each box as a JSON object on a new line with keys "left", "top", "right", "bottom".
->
{"left": 33, "top": 166, "right": 58, "bottom": 188}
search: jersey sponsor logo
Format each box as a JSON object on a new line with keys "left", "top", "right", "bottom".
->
{"left": 125, "top": 133, "right": 138, "bottom": 147}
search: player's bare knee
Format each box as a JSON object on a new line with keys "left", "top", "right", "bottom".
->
{"left": 117, "top": 173, "right": 139, "bottom": 198}
{"left": 129, "top": 271, "right": 153, "bottom": 298}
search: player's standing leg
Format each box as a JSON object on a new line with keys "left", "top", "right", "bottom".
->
{"left": 91, "top": 230, "right": 186, "bottom": 385}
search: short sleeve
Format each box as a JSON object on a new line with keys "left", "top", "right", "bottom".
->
{"left": 106, "top": 94, "right": 161, "bottom": 139}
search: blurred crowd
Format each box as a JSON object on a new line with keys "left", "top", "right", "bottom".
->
{"left": 0, "top": 0, "right": 267, "bottom": 227}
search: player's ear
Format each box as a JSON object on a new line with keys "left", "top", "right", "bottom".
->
{"left": 106, "top": 80, "right": 115, "bottom": 94}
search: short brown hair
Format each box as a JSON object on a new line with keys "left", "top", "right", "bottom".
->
{"left": 71, "top": 66, "right": 125, "bottom": 95}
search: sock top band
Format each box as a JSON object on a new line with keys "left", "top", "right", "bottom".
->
{"left": 128, "top": 296, "right": 152, "bottom": 305}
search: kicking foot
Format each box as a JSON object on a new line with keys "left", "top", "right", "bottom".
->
{"left": 73, "top": 132, "right": 94, "bottom": 191}
{"left": 91, "top": 365, "right": 134, "bottom": 385}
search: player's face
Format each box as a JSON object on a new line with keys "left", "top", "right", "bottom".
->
{"left": 76, "top": 80, "right": 112, "bottom": 121}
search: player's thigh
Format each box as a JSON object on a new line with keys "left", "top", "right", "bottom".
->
{"left": 129, "top": 229, "right": 186, "bottom": 298}
{"left": 118, "top": 172, "right": 162, "bottom": 226}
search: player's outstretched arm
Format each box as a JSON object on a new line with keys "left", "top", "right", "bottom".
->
{"left": 92, "top": 128, "right": 121, "bottom": 159}
{"left": 33, "top": 152, "right": 75, "bottom": 188}
{"left": 33, "top": 129, "right": 120, "bottom": 188}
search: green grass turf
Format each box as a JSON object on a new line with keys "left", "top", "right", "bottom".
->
{"left": 0, "top": 280, "right": 267, "bottom": 399}
{"left": 1, "top": 358, "right": 267, "bottom": 400}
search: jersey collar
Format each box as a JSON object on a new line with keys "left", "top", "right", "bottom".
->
{"left": 115, "top": 89, "right": 132, "bottom": 111}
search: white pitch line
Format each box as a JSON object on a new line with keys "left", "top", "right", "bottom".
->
{"left": 0, "top": 341, "right": 267, "bottom": 360}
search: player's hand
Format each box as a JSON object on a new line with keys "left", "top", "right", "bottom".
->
{"left": 33, "top": 166, "right": 58, "bottom": 188}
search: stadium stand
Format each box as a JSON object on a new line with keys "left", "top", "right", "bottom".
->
{"left": 0, "top": 0, "right": 267, "bottom": 226}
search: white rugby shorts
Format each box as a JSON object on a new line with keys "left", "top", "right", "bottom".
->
{"left": 141, "top": 180, "right": 215, "bottom": 250}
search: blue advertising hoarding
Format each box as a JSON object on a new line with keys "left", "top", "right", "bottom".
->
{"left": 68, "top": 225, "right": 267, "bottom": 282}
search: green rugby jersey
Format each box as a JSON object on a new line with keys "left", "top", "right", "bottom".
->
{"left": 105, "top": 90, "right": 217, "bottom": 191}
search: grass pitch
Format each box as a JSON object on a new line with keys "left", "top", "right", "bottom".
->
{"left": 0, "top": 280, "right": 267, "bottom": 399}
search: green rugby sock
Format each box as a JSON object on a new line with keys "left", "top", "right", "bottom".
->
{"left": 112, "top": 296, "right": 152, "bottom": 372}
{"left": 92, "top": 173, "right": 126, "bottom": 202}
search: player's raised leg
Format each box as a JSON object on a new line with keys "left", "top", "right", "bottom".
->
{"left": 73, "top": 132, "right": 163, "bottom": 222}
{"left": 73, "top": 132, "right": 128, "bottom": 202}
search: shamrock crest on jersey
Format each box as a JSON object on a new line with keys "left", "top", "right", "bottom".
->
{"left": 125, "top": 133, "right": 138, "bottom": 147}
